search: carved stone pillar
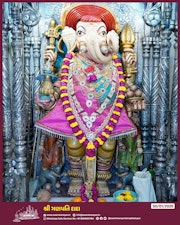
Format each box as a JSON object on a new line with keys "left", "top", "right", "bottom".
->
{"left": 169, "top": 21, "right": 177, "bottom": 170}
{"left": 2, "top": 11, "right": 12, "bottom": 173}
{"left": 140, "top": 37, "right": 152, "bottom": 165}
{"left": 24, "top": 36, "right": 32, "bottom": 166}
{"left": 24, "top": 36, "right": 31, "bottom": 122}
{"left": 162, "top": 20, "right": 178, "bottom": 202}
{"left": 142, "top": 3, "right": 162, "bottom": 166}
{"left": 155, "top": 3, "right": 174, "bottom": 202}
{"left": 22, "top": 3, "right": 40, "bottom": 168}
{"left": 31, "top": 33, "right": 41, "bottom": 124}
{"left": 2, "top": 5, "right": 14, "bottom": 201}
{"left": 151, "top": 37, "right": 161, "bottom": 153}
{"left": 10, "top": 3, "right": 27, "bottom": 201}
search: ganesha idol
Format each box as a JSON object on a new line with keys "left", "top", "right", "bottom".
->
{"left": 35, "top": 3, "right": 145, "bottom": 202}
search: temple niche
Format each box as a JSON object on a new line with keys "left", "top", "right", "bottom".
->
{"left": 2, "top": 2, "right": 178, "bottom": 202}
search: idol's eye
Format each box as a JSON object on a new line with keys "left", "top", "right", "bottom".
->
{"left": 76, "top": 29, "right": 85, "bottom": 36}
{"left": 98, "top": 30, "right": 107, "bottom": 36}
{"left": 98, "top": 29, "right": 107, "bottom": 37}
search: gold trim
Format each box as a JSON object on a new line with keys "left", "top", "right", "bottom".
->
{"left": 126, "top": 96, "right": 144, "bottom": 103}
{"left": 67, "top": 169, "right": 82, "bottom": 178}
{"left": 120, "top": 24, "right": 135, "bottom": 49}
{"left": 97, "top": 171, "right": 112, "bottom": 181}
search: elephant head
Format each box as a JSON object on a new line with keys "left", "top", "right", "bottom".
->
{"left": 61, "top": 4, "right": 120, "bottom": 64}
{"left": 62, "top": 19, "right": 119, "bottom": 64}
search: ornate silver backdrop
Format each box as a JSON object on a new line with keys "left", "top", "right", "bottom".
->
{"left": 2, "top": 2, "right": 178, "bottom": 202}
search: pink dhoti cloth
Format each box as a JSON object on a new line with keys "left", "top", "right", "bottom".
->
{"left": 35, "top": 99, "right": 137, "bottom": 140}
{"left": 36, "top": 54, "right": 137, "bottom": 140}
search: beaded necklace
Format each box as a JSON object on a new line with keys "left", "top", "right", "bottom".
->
{"left": 60, "top": 52, "right": 126, "bottom": 201}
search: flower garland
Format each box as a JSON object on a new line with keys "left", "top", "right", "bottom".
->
{"left": 80, "top": 183, "right": 98, "bottom": 202}
{"left": 84, "top": 65, "right": 97, "bottom": 82}
{"left": 60, "top": 52, "right": 126, "bottom": 159}
{"left": 60, "top": 52, "right": 126, "bottom": 202}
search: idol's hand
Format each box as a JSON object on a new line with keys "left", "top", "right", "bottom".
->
{"left": 126, "top": 100, "right": 146, "bottom": 118}
{"left": 125, "top": 84, "right": 145, "bottom": 117}
{"left": 35, "top": 93, "right": 56, "bottom": 110}
{"left": 44, "top": 45, "right": 57, "bottom": 63}
{"left": 122, "top": 48, "right": 137, "bottom": 67}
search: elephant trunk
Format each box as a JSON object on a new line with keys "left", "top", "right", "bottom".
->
{"left": 86, "top": 33, "right": 112, "bottom": 64}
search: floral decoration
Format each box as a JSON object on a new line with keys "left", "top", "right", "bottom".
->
{"left": 84, "top": 65, "right": 97, "bottom": 82}
{"left": 80, "top": 183, "right": 98, "bottom": 202}
{"left": 59, "top": 52, "right": 126, "bottom": 201}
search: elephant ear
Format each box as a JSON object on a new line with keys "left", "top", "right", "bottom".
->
{"left": 61, "top": 26, "right": 76, "bottom": 52}
{"left": 107, "top": 30, "right": 119, "bottom": 54}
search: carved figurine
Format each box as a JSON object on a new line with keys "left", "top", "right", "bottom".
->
{"left": 35, "top": 3, "right": 145, "bottom": 202}
{"left": 38, "top": 137, "right": 63, "bottom": 194}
